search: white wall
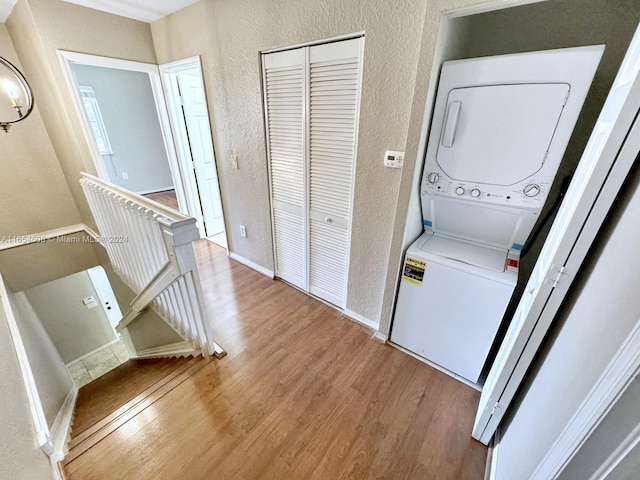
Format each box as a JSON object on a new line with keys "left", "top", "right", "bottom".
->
{"left": 72, "top": 64, "right": 174, "bottom": 194}
{"left": 494, "top": 165, "right": 640, "bottom": 479}
{"left": 558, "top": 374, "right": 640, "bottom": 479}
{"left": 9, "top": 292, "right": 74, "bottom": 428}
{"left": 25, "top": 270, "right": 116, "bottom": 364}
{"left": 0, "top": 303, "right": 53, "bottom": 480}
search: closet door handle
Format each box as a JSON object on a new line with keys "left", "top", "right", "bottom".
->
{"left": 324, "top": 216, "right": 333, "bottom": 223}
{"left": 441, "top": 101, "right": 461, "bottom": 148}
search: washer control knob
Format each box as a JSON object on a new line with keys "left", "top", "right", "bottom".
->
{"left": 427, "top": 172, "right": 440, "bottom": 184}
{"left": 523, "top": 184, "right": 541, "bottom": 197}
{"left": 455, "top": 187, "right": 465, "bottom": 196}
{"left": 470, "top": 188, "right": 481, "bottom": 198}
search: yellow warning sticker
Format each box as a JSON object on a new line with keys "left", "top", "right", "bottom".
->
{"left": 402, "top": 257, "right": 426, "bottom": 286}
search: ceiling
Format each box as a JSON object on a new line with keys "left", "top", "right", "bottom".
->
{"left": 0, "top": 0, "right": 200, "bottom": 23}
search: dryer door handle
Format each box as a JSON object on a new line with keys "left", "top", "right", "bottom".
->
{"left": 441, "top": 100, "right": 461, "bottom": 148}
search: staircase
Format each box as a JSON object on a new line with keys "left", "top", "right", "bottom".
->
{"left": 80, "top": 172, "right": 224, "bottom": 359}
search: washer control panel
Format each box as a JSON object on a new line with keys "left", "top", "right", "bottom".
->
{"left": 421, "top": 167, "right": 553, "bottom": 208}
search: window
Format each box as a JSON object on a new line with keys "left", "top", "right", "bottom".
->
{"left": 79, "top": 85, "right": 113, "bottom": 155}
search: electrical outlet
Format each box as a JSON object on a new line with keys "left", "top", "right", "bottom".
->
{"left": 232, "top": 155, "right": 239, "bottom": 170}
{"left": 122, "top": 172, "right": 129, "bottom": 179}
{"left": 240, "top": 225, "right": 247, "bottom": 238}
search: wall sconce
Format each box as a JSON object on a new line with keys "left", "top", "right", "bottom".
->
{"left": 0, "top": 56, "right": 34, "bottom": 133}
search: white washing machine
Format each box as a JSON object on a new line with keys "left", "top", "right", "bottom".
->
{"left": 391, "top": 46, "right": 605, "bottom": 384}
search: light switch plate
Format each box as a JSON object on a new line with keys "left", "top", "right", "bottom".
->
{"left": 384, "top": 150, "right": 404, "bottom": 168}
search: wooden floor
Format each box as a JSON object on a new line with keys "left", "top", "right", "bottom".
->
{"left": 144, "top": 189, "right": 179, "bottom": 210}
{"left": 70, "top": 357, "right": 195, "bottom": 437}
{"left": 64, "top": 240, "right": 487, "bottom": 479}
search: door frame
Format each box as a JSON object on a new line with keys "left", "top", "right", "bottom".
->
{"left": 260, "top": 34, "right": 365, "bottom": 309}
{"left": 159, "top": 56, "right": 228, "bottom": 248}
{"left": 57, "top": 50, "right": 189, "bottom": 212}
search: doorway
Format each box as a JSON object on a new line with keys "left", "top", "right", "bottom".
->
{"left": 58, "top": 51, "right": 228, "bottom": 249}
{"left": 160, "top": 57, "right": 228, "bottom": 249}
{"left": 390, "top": 0, "right": 640, "bottom": 451}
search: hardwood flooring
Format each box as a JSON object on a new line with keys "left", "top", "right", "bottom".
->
{"left": 143, "top": 189, "right": 179, "bottom": 210}
{"left": 70, "top": 357, "right": 196, "bottom": 437}
{"left": 64, "top": 240, "right": 487, "bottom": 479}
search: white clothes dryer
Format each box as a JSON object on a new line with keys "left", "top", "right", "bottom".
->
{"left": 391, "top": 45, "right": 605, "bottom": 384}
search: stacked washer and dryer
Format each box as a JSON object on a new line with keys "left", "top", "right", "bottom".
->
{"left": 391, "top": 46, "right": 604, "bottom": 384}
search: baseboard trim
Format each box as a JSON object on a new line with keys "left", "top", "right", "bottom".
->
{"left": 0, "top": 275, "right": 52, "bottom": 452}
{"left": 0, "top": 224, "right": 87, "bottom": 251}
{"left": 50, "top": 386, "right": 78, "bottom": 461}
{"left": 137, "top": 187, "right": 176, "bottom": 196}
{"left": 66, "top": 339, "right": 119, "bottom": 368}
{"left": 388, "top": 340, "right": 482, "bottom": 391}
{"left": 133, "top": 341, "right": 199, "bottom": 359}
{"left": 342, "top": 309, "right": 379, "bottom": 331}
{"left": 486, "top": 428, "right": 501, "bottom": 480}
{"left": 51, "top": 458, "right": 67, "bottom": 480}
{"left": 228, "top": 252, "right": 275, "bottom": 278}
{"left": 372, "top": 330, "right": 388, "bottom": 343}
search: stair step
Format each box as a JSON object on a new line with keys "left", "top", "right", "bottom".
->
{"left": 65, "top": 355, "right": 209, "bottom": 464}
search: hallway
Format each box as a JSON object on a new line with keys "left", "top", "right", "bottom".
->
{"left": 64, "top": 240, "right": 487, "bottom": 479}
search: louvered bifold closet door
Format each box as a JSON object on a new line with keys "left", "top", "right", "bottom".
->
{"left": 263, "top": 49, "right": 307, "bottom": 290}
{"left": 308, "top": 38, "right": 363, "bottom": 308}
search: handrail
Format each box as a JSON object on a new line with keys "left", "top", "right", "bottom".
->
{"left": 80, "top": 172, "right": 192, "bottom": 222}
{"left": 80, "top": 172, "right": 224, "bottom": 358}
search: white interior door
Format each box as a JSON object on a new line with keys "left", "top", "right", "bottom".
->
{"left": 160, "top": 57, "right": 228, "bottom": 248}
{"left": 307, "top": 38, "right": 363, "bottom": 308}
{"left": 473, "top": 26, "right": 640, "bottom": 445}
{"left": 263, "top": 48, "right": 307, "bottom": 290}
{"left": 178, "top": 70, "right": 225, "bottom": 238}
{"left": 263, "top": 37, "right": 364, "bottom": 308}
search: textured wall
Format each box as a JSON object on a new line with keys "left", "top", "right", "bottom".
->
{"left": 152, "top": 0, "right": 428, "bottom": 322}
{"left": 7, "top": 0, "right": 158, "bottom": 232}
{"left": 0, "top": 24, "right": 81, "bottom": 237}
{"left": 10, "top": 291, "right": 74, "bottom": 426}
{"left": 0, "top": 301, "right": 53, "bottom": 480}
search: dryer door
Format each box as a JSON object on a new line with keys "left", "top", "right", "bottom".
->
{"left": 437, "top": 83, "right": 570, "bottom": 185}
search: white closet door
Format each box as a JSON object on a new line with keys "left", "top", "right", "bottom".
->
{"left": 263, "top": 49, "right": 307, "bottom": 290}
{"left": 307, "top": 38, "right": 363, "bottom": 308}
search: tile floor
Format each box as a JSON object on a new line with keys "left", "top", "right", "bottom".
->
{"left": 67, "top": 340, "right": 130, "bottom": 388}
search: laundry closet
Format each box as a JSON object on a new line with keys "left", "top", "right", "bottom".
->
{"left": 390, "top": 0, "right": 640, "bottom": 387}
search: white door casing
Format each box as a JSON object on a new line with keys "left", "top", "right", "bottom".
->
{"left": 159, "top": 57, "right": 228, "bottom": 247}
{"left": 473, "top": 24, "right": 640, "bottom": 445}
{"left": 177, "top": 71, "right": 225, "bottom": 237}
{"left": 57, "top": 50, "right": 188, "bottom": 215}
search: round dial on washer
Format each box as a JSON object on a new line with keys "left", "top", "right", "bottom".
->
{"left": 455, "top": 187, "right": 465, "bottom": 195}
{"left": 427, "top": 172, "right": 440, "bottom": 184}
{"left": 471, "top": 188, "right": 481, "bottom": 198}
{"left": 523, "top": 184, "right": 541, "bottom": 197}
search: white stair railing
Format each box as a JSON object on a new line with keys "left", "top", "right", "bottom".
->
{"left": 80, "top": 172, "right": 224, "bottom": 358}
